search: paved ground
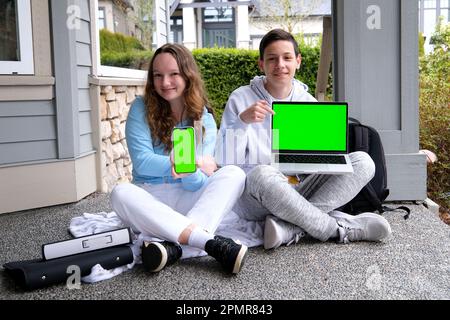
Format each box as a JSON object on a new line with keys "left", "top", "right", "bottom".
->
{"left": 0, "top": 192, "right": 449, "bottom": 300}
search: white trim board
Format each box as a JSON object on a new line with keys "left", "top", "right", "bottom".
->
{"left": 0, "top": 154, "right": 97, "bottom": 214}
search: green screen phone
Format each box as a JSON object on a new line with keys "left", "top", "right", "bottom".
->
{"left": 173, "top": 126, "right": 197, "bottom": 174}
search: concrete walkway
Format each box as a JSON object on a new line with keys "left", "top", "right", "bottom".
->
{"left": 0, "top": 192, "right": 449, "bottom": 300}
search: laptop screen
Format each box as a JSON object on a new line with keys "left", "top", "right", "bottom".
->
{"left": 272, "top": 102, "right": 348, "bottom": 153}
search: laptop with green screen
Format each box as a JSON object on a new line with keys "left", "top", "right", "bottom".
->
{"left": 271, "top": 101, "right": 353, "bottom": 175}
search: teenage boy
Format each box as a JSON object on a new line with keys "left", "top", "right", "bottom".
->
{"left": 216, "top": 29, "right": 392, "bottom": 249}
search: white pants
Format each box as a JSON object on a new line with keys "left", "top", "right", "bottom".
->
{"left": 110, "top": 165, "right": 246, "bottom": 244}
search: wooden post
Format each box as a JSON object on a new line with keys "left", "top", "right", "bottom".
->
{"left": 315, "top": 16, "right": 332, "bottom": 101}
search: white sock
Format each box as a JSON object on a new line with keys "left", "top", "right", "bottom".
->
{"left": 188, "top": 227, "right": 214, "bottom": 250}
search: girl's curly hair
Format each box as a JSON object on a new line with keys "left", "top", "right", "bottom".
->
{"left": 143, "top": 43, "right": 211, "bottom": 152}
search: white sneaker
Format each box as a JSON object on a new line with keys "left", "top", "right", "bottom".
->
{"left": 329, "top": 211, "right": 392, "bottom": 244}
{"left": 264, "top": 215, "right": 306, "bottom": 250}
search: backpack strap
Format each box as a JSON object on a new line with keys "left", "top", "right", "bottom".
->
{"left": 380, "top": 205, "right": 411, "bottom": 220}
{"left": 349, "top": 117, "right": 361, "bottom": 124}
{"left": 349, "top": 118, "right": 370, "bottom": 153}
{"left": 354, "top": 126, "right": 370, "bottom": 153}
{"left": 361, "top": 184, "right": 411, "bottom": 220}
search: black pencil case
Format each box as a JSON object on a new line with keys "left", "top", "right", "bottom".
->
{"left": 3, "top": 245, "right": 133, "bottom": 290}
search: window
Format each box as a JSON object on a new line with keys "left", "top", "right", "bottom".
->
{"left": 202, "top": 6, "right": 236, "bottom": 48}
{"left": 170, "top": 17, "right": 183, "bottom": 44}
{"left": 92, "top": 0, "right": 146, "bottom": 78}
{"left": 98, "top": 7, "right": 106, "bottom": 29}
{"left": 424, "top": 8, "right": 437, "bottom": 34}
{"left": 203, "top": 7, "right": 234, "bottom": 23}
{"left": 441, "top": 0, "right": 450, "bottom": 22}
{"left": 0, "top": 0, "right": 34, "bottom": 74}
{"left": 424, "top": 0, "right": 436, "bottom": 9}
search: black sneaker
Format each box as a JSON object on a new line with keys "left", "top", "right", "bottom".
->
{"left": 205, "top": 236, "right": 248, "bottom": 274}
{"left": 141, "top": 241, "right": 182, "bottom": 272}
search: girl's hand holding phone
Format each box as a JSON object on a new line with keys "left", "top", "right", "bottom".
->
{"left": 172, "top": 127, "right": 197, "bottom": 176}
{"left": 170, "top": 151, "right": 191, "bottom": 179}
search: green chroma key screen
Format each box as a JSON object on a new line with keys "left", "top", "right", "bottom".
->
{"left": 272, "top": 102, "right": 348, "bottom": 152}
{"left": 173, "top": 126, "right": 196, "bottom": 173}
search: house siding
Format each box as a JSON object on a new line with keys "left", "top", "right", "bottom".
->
{"left": 76, "top": 0, "right": 94, "bottom": 156}
{"left": 0, "top": 0, "right": 56, "bottom": 166}
{"left": 0, "top": 0, "right": 98, "bottom": 214}
{"left": 0, "top": 100, "right": 57, "bottom": 165}
{"left": 0, "top": 102, "right": 57, "bottom": 166}
{"left": 51, "top": 0, "right": 94, "bottom": 158}
{"left": 0, "top": 0, "right": 94, "bottom": 165}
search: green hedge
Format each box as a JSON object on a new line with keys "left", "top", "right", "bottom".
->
{"left": 100, "top": 29, "right": 152, "bottom": 69}
{"left": 193, "top": 48, "right": 260, "bottom": 121}
{"left": 100, "top": 29, "right": 145, "bottom": 52}
{"left": 193, "top": 45, "right": 329, "bottom": 121}
{"left": 99, "top": 38, "right": 331, "bottom": 123}
{"left": 101, "top": 50, "right": 152, "bottom": 69}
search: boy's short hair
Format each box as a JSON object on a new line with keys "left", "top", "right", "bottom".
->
{"left": 259, "top": 29, "right": 300, "bottom": 59}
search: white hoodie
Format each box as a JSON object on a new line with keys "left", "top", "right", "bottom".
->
{"left": 215, "top": 75, "right": 317, "bottom": 172}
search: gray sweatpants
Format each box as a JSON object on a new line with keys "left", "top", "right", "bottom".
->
{"left": 234, "top": 151, "right": 375, "bottom": 241}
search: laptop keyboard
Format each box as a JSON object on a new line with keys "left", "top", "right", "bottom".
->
{"left": 278, "top": 154, "right": 347, "bottom": 164}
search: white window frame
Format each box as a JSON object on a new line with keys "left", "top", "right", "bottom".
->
{"left": 0, "top": 0, "right": 34, "bottom": 75}
{"left": 92, "top": 0, "right": 146, "bottom": 79}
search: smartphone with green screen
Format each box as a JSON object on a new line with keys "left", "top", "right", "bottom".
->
{"left": 172, "top": 126, "right": 197, "bottom": 174}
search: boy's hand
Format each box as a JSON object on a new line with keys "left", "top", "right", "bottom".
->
{"left": 197, "top": 155, "right": 217, "bottom": 176}
{"left": 239, "top": 100, "right": 275, "bottom": 124}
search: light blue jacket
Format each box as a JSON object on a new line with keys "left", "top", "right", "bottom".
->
{"left": 126, "top": 96, "right": 217, "bottom": 191}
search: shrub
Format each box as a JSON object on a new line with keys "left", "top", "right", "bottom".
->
{"left": 193, "top": 48, "right": 261, "bottom": 121}
{"left": 419, "top": 32, "right": 425, "bottom": 58}
{"left": 193, "top": 45, "right": 329, "bottom": 122}
{"left": 99, "top": 29, "right": 151, "bottom": 69}
{"left": 100, "top": 29, "right": 145, "bottom": 52}
{"left": 419, "top": 20, "right": 450, "bottom": 210}
{"left": 101, "top": 50, "right": 152, "bottom": 69}
{"left": 100, "top": 40, "right": 331, "bottom": 125}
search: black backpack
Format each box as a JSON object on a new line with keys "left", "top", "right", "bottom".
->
{"left": 338, "top": 118, "right": 410, "bottom": 219}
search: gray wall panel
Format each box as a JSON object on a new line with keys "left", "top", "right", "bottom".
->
{"left": 79, "top": 133, "right": 93, "bottom": 154}
{"left": 333, "top": 0, "right": 424, "bottom": 200}
{"left": 77, "top": 67, "right": 91, "bottom": 89}
{"left": 79, "top": 111, "right": 92, "bottom": 136}
{"left": 76, "top": 0, "right": 93, "bottom": 154}
{"left": 78, "top": 89, "right": 91, "bottom": 111}
{"left": 0, "top": 116, "right": 56, "bottom": 143}
{"left": 360, "top": 0, "right": 400, "bottom": 130}
{"left": 386, "top": 154, "right": 427, "bottom": 200}
{"left": 73, "top": 0, "right": 90, "bottom": 21}
{"left": 400, "top": 0, "right": 420, "bottom": 153}
{"left": 0, "top": 141, "right": 57, "bottom": 165}
{"left": 76, "top": 42, "right": 92, "bottom": 67}
{"left": 0, "top": 101, "right": 55, "bottom": 117}
{"left": 52, "top": 0, "right": 79, "bottom": 159}
{"left": 76, "top": 20, "right": 91, "bottom": 44}
{"left": 52, "top": 0, "right": 93, "bottom": 158}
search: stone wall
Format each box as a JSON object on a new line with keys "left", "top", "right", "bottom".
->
{"left": 99, "top": 84, "right": 145, "bottom": 192}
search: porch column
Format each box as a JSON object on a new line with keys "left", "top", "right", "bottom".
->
{"left": 236, "top": 2, "right": 250, "bottom": 49}
{"left": 182, "top": 4, "right": 197, "bottom": 49}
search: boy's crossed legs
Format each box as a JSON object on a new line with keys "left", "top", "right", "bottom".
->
{"left": 235, "top": 152, "right": 391, "bottom": 248}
